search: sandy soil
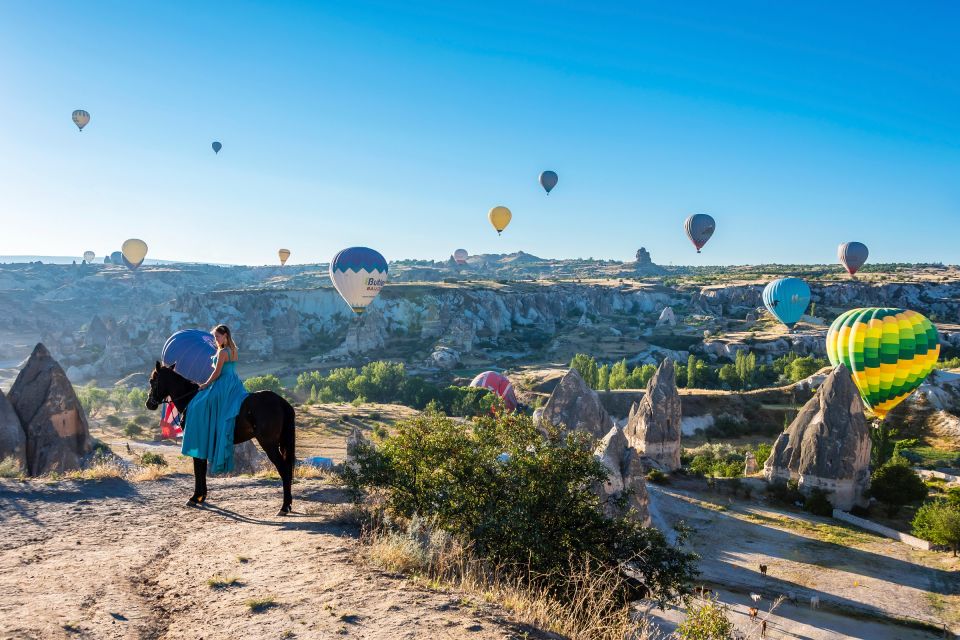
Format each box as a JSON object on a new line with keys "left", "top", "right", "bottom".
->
{"left": 0, "top": 475, "right": 550, "bottom": 640}
{"left": 647, "top": 483, "right": 960, "bottom": 638}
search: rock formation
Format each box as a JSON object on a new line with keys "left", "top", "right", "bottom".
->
{"left": 744, "top": 451, "right": 758, "bottom": 475}
{"left": 656, "top": 307, "right": 677, "bottom": 327}
{"left": 594, "top": 426, "right": 650, "bottom": 524}
{"left": 635, "top": 248, "right": 652, "bottom": 266}
{"left": 539, "top": 369, "right": 613, "bottom": 439}
{"left": 764, "top": 364, "right": 871, "bottom": 510}
{"left": 624, "top": 359, "right": 682, "bottom": 471}
{"left": 0, "top": 390, "right": 26, "bottom": 471}
{"left": 230, "top": 440, "right": 267, "bottom": 475}
{"left": 8, "top": 344, "right": 92, "bottom": 475}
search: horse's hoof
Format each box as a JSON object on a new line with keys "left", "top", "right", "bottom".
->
{"left": 186, "top": 495, "right": 207, "bottom": 507}
{"left": 276, "top": 506, "right": 291, "bottom": 517}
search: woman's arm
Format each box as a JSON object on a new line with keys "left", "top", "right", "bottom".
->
{"left": 199, "top": 351, "right": 227, "bottom": 390}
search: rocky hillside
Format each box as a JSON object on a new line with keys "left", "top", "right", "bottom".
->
{"left": 1, "top": 261, "right": 958, "bottom": 387}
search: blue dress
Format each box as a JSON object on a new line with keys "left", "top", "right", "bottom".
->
{"left": 181, "top": 354, "right": 248, "bottom": 474}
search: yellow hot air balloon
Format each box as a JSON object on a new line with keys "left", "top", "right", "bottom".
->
{"left": 121, "top": 238, "right": 148, "bottom": 270}
{"left": 826, "top": 308, "right": 940, "bottom": 420}
{"left": 488, "top": 206, "right": 512, "bottom": 235}
{"left": 278, "top": 249, "right": 291, "bottom": 265}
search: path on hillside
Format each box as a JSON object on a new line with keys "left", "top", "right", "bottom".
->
{"left": 647, "top": 484, "right": 959, "bottom": 638}
{"left": 0, "top": 476, "right": 549, "bottom": 640}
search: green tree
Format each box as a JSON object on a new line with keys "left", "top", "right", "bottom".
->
{"left": 912, "top": 501, "right": 960, "bottom": 556}
{"left": 870, "top": 421, "right": 900, "bottom": 467}
{"left": 734, "top": 350, "right": 757, "bottom": 389}
{"left": 717, "top": 364, "right": 740, "bottom": 390}
{"left": 244, "top": 374, "right": 283, "bottom": 394}
{"left": 785, "top": 355, "right": 827, "bottom": 383}
{"left": 348, "top": 361, "right": 408, "bottom": 402}
{"left": 754, "top": 442, "right": 773, "bottom": 468}
{"left": 869, "top": 458, "right": 928, "bottom": 516}
{"left": 627, "top": 364, "right": 656, "bottom": 389}
{"left": 597, "top": 364, "right": 611, "bottom": 392}
{"left": 569, "top": 354, "right": 599, "bottom": 389}
{"left": 675, "top": 597, "right": 735, "bottom": 640}
{"left": 609, "top": 358, "right": 629, "bottom": 389}
{"left": 344, "top": 410, "right": 699, "bottom": 607}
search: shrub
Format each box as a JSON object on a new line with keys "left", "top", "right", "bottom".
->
{"left": 768, "top": 479, "right": 804, "bottom": 506}
{"left": 646, "top": 469, "right": 669, "bottom": 484}
{"left": 344, "top": 410, "right": 698, "bottom": 607}
{"left": 870, "top": 459, "right": 928, "bottom": 517}
{"left": 912, "top": 501, "right": 960, "bottom": 556}
{"left": 753, "top": 442, "right": 773, "bottom": 468}
{"left": 683, "top": 444, "right": 744, "bottom": 478}
{"left": 134, "top": 414, "right": 153, "bottom": 426}
{"left": 675, "top": 597, "right": 734, "bottom": 639}
{"left": 123, "top": 422, "right": 143, "bottom": 437}
{"left": 126, "top": 388, "right": 148, "bottom": 410}
{"left": 804, "top": 487, "right": 834, "bottom": 517}
{"left": 244, "top": 374, "right": 283, "bottom": 394}
{"left": 105, "top": 414, "right": 122, "bottom": 427}
{"left": 140, "top": 452, "right": 167, "bottom": 466}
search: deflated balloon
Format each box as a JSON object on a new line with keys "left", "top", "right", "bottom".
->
{"left": 762, "top": 277, "right": 811, "bottom": 329}
{"left": 278, "top": 249, "right": 291, "bottom": 265}
{"left": 838, "top": 242, "right": 869, "bottom": 276}
{"left": 121, "top": 238, "right": 148, "bottom": 270}
{"left": 453, "top": 249, "right": 468, "bottom": 265}
{"left": 212, "top": 141, "right": 222, "bottom": 154}
{"left": 72, "top": 110, "right": 90, "bottom": 131}
{"left": 162, "top": 329, "right": 218, "bottom": 384}
{"left": 539, "top": 171, "right": 558, "bottom": 194}
{"left": 83, "top": 251, "right": 95, "bottom": 263}
{"left": 469, "top": 371, "right": 518, "bottom": 412}
{"left": 684, "top": 214, "right": 715, "bottom": 253}
{"left": 488, "top": 206, "right": 512, "bottom": 235}
{"left": 329, "top": 247, "right": 388, "bottom": 314}
{"left": 826, "top": 308, "right": 940, "bottom": 420}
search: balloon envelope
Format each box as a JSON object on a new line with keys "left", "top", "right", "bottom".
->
{"left": 83, "top": 251, "right": 95, "bottom": 263}
{"left": 539, "top": 170, "right": 558, "bottom": 194}
{"left": 212, "top": 141, "right": 222, "bottom": 154}
{"left": 278, "top": 248, "right": 291, "bottom": 265}
{"left": 838, "top": 242, "right": 869, "bottom": 275}
{"left": 488, "top": 206, "right": 512, "bottom": 235}
{"left": 329, "top": 247, "right": 388, "bottom": 314}
{"left": 161, "top": 329, "right": 218, "bottom": 385}
{"left": 684, "top": 214, "right": 715, "bottom": 252}
{"left": 453, "top": 249, "right": 468, "bottom": 264}
{"left": 121, "top": 238, "right": 148, "bottom": 269}
{"left": 110, "top": 251, "right": 123, "bottom": 265}
{"left": 827, "top": 308, "right": 939, "bottom": 420}
{"left": 72, "top": 110, "right": 90, "bottom": 131}
{"left": 762, "top": 278, "right": 811, "bottom": 328}
{"left": 469, "top": 371, "right": 518, "bottom": 412}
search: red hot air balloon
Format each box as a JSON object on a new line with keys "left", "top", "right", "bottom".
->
{"left": 469, "top": 371, "right": 518, "bottom": 412}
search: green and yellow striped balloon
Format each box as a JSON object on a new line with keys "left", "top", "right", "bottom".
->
{"left": 826, "top": 308, "right": 940, "bottom": 420}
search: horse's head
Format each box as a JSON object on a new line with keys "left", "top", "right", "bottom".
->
{"left": 146, "top": 361, "right": 177, "bottom": 411}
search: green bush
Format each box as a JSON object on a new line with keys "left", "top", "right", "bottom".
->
{"left": 804, "top": 487, "right": 834, "bottom": 517}
{"left": 134, "top": 414, "right": 153, "bottom": 426}
{"left": 675, "top": 597, "right": 734, "bottom": 639}
{"left": 870, "top": 458, "right": 928, "bottom": 517}
{"left": 912, "top": 501, "right": 960, "bottom": 556}
{"left": 683, "top": 444, "right": 744, "bottom": 478}
{"left": 344, "top": 410, "right": 698, "bottom": 606}
{"left": 753, "top": 442, "right": 773, "bottom": 468}
{"left": 77, "top": 386, "right": 110, "bottom": 415}
{"left": 244, "top": 374, "right": 284, "bottom": 394}
{"left": 646, "top": 469, "right": 669, "bottom": 484}
{"left": 767, "top": 479, "right": 804, "bottom": 506}
{"left": 105, "top": 414, "right": 122, "bottom": 427}
{"left": 140, "top": 452, "right": 167, "bottom": 466}
{"left": 123, "top": 422, "right": 143, "bottom": 438}
{"left": 126, "top": 388, "right": 148, "bottom": 409}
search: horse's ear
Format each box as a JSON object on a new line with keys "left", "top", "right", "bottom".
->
{"left": 169, "top": 362, "right": 176, "bottom": 371}
{"left": 155, "top": 361, "right": 161, "bottom": 371}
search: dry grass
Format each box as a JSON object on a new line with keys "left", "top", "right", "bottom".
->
{"left": 129, "top": 465, "right": 176, "bottom": 482}
{"left": 207, "top": 574, "right": 244, "bottom": 590}
{"left": 362, "top": 515, "right": 651, "bottom": 640}
{"left": 0, "top": 456, "right": 24, "bottom": 479}
{"left": 61, "top": 461, "right": 125, "bottom": 481}
{"left": 245, "top": 595, "right": 278, "bottom": 613}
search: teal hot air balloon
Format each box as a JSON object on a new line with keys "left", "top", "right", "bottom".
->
{"left": 539, "top": 171, "right": 558, "bottom": 194}
{"left": 762, "top": 278, "right": 811, "bottom": 329}
{"left": 212, "top": 141, "right": 222, "bottom": 154}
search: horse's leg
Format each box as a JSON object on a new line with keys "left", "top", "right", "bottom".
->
{"left": 188, "top": 457, "right": 208, "bottom": 506}
{"left": 262, "top": 444, "right": 291, "bottom": 516}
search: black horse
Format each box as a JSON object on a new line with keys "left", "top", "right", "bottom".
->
{"left": 146, "top": 362, "right": 296, "bottom": 515}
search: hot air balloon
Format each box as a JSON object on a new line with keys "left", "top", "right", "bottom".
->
{"left": 83, "top": 251, "right": 95, "bottom": 263}
{"left": 329, "top": 247, "right": 388, "bottom": 314}
{"left": 110, "top": 251, "right": 123, "bottom": 265}
{"left": 121, "top": 238, "right": 148, "bottom": 270}
{"left": 469, "top": 371, "right": 518, "bottom": 412}
{"left": 72, "top": 110, "right": 90, "bottom": 131}
{"left": 539, "top": 171, "right": 558, "bottom": 194}
{"left": 488, "top": 206, "right": 512, "bottom": 235}
{"left": 278, "top": 249, "right": 291, "bottom": 265}
{"left": 453, "top": 249, "right": 468, "bottom": 265}
{"left": 838, "top": 242, "right": 869, "bottom": 276}
{"left": 762, "top": 278, "right": 811, "bottom": 329}
{"left": 684, "top": 214, "right": 715, "bottom": 253}
{"left": 162, "top": 329, "right": 218, "bottom": 384}
{"left": 826, "top": 308, "right": 940, "bottom": 420}
{"left": 212, "top": 141, "right": 222, "bottom": 154}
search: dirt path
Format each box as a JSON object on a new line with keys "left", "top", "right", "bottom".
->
{"left": 647, "top": 484, "right": 959, "bottom": 638}
{"left": 0, "top": 476, "right": 549, "bottom": 640}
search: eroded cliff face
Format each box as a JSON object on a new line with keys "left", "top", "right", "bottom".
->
{"left": 1, "top": 263, "right": 956, "bottom": 385}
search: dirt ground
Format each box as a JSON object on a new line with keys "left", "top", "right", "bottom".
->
{"left": 0, "top": 475, "right": 551, "bottom": 640}
{"left": 647, "top": 483, "right": 960, "bottom": 638}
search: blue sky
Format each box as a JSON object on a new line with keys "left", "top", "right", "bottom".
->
{"left": 1, "top": 1, "right": 958, "bottom": 266}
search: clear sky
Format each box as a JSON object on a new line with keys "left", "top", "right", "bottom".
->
{"left": 1, "top": 1, "right": 958, "bottom": 266}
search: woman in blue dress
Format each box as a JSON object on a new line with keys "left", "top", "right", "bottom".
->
{"left": 181, "top": 325, "right": 248, "bottom": 501}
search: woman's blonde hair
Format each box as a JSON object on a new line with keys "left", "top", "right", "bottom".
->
{"left": 213, "top": 324, "right": 238, "bottom": 359}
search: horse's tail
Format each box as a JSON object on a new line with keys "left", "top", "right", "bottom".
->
{"left": 280, "top": 398, "right": 296, "bottom": 467}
